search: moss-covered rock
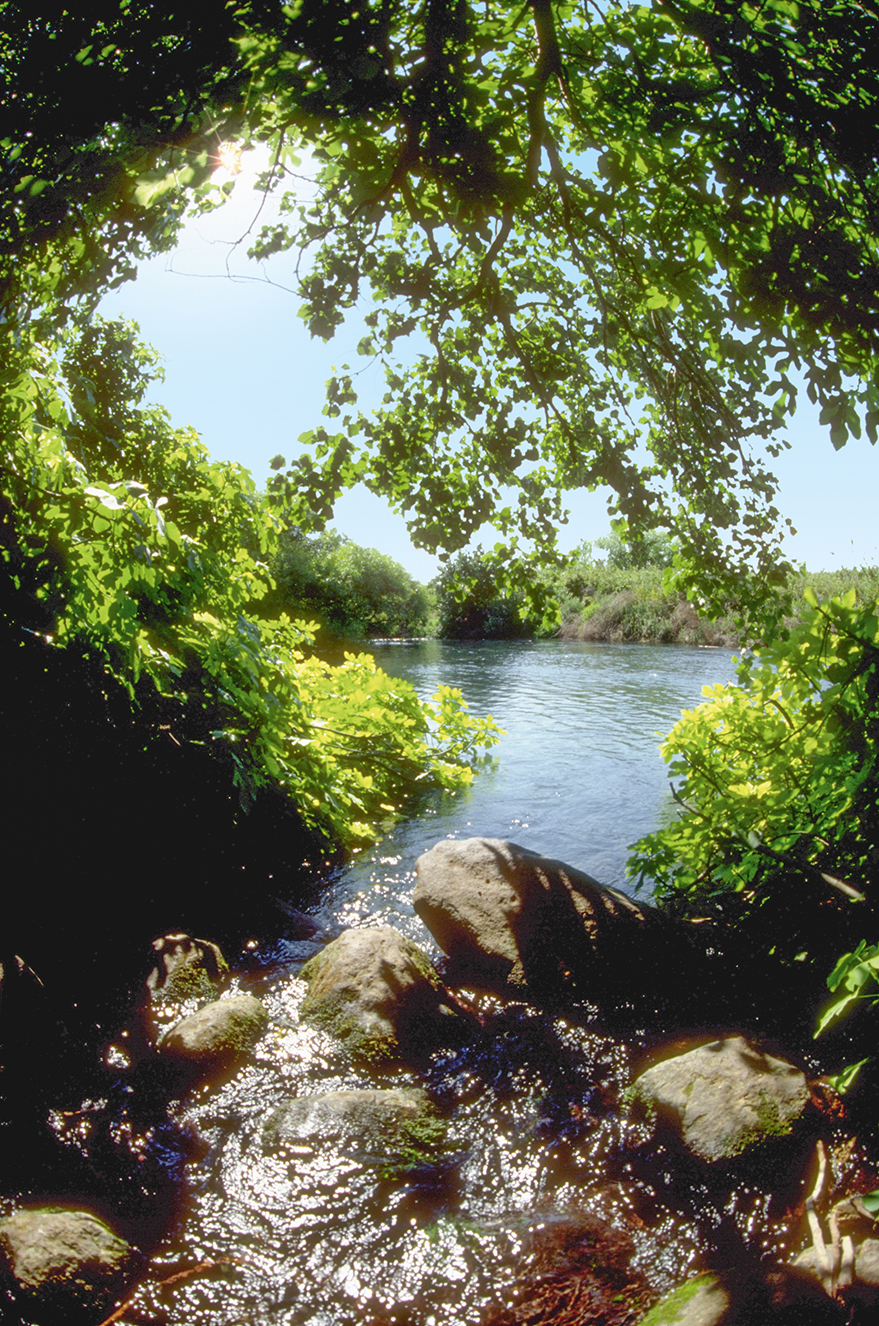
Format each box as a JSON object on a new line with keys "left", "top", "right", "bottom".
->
{"left": 159, "top": 994, "right": 268, "bottom": 1071}
{"left": 637, "top": 1274, "right": 729, "bottom": 1326}
{"left": 631, "top": 1035, "right": 810, "bottom": 1163}
{"left": 263, "top": 1087, "right": 446, "bottom": 1172}
{"left": 146, "top": 932, "right": 228, "bottom": 1006}
{"left": 298, "top": 926, "right": 469, "bottom": 1064}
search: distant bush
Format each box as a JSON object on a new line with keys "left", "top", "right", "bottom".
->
{"left": 431, "top": 549, "right": 538, "bottom": 640}
{"left": 591, "top": 528, "right": 680, "bottom": 571}
{"left": 544, "top": 542, "right": 738, "bottom": 644}
{"left": 271, "top": 529, "right": 431, "bottom": 639}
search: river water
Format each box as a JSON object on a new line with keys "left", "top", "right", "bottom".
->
{"left": 52, "top": 641, "right": 782, "bottom": 1326}
{"left": 310, "top": 639, "right": 739, "bottom": 947}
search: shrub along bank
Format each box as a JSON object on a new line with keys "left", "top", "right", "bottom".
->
{"left": 1, "top": 318, "right": 500, "bottom": 1047}
{"left": 548, "top": 541, "right": 879, "bottom": 647}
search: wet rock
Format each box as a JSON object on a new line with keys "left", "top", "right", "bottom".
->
{"left": 631, "top": 1035, "right": 810, "bottom": 1163}
{"left": 0, "top": 1206, "right": 139, "bottom": 1322}
{"left": 855, "top": 1237, "right": 879, "bottom": 1288}
{"left": 413, "top": 837, "right": 678, "bottom": 997}
{"left": 146, "top": 932, "right": 228, "bottom": 1005}
{"left": 637, "top": 1266, "right": 844, "bottom": 1324}
{"left": 119, "top": 933, "right": 231, "bottom": 1060}
{"left": 794, "top": 1234, "right": 879, "bottom": 1306}
{"left": 263, "top": 1087, "right": 445, "bottom": 1159}
{"left": 159, "top": 994, "right": 268, "bottom": 1070}
{"left": 637, "top": 1273, "right": 730, "bottom": 1326}
{"left": 298, "top": 926, "right": 468, "bottom": 1063}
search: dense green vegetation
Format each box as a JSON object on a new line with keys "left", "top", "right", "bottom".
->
{"left": 269, "top": 526, "right": 431, "bottom": 640}
{"left": 629, "top": 589, "right": 879, "bottom": 1082}
{"left": 4, "top": 1, "right": 879, "bottom": 1055}
{"left": 3, "top": 315, "right": 498, "bottom": 853}
{"left": 430, "top": 549, "right": 538, "bottom": 640}
{"left": 551, "top": 557, "right": 879, "bottom": 647}
{"left": 5, "top": 1, "right": 873, "bottom": 620}
{"left": 544, "top": 532, "right": 734, "bottom": 645}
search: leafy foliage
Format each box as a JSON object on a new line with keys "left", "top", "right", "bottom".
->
{"left": 249, "top": 0, "right": 879, "bottom": 626}
{"left": 4, "top": 2, "right": 879, "bottom": 847}
{"left": 815, "top": 941, "right": 879, "bottom": 1038}
{"left": 430, "top": 549, "right": 538, "bottom": 640}
{"left": 4, "top": 3, "right": 877, "bottom": 625}
{"left": 592, "top": 528, "right": 680, "bottom": 572}
{"left": 1, "top": 317, "right": 499, "bottom": 847}
{"left": 269, "top": 526, "right": 430, "bottom": 639}
{"left": 629, "top": 590, "right": 879, "bottom": 966}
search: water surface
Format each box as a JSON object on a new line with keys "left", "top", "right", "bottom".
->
{"left": 312, "top": 639, "right": 738, "bottom": 943}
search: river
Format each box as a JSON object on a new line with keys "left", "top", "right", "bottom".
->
{"left": 42, "top": 641, "right": 761, "bottom": 1326}
{"left": 309, "top": 639, "right": 739, "bottom": 947}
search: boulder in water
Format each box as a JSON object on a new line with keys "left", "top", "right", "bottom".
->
{"left": 146, "top": 932, "right": 228, "bottom": 1005}
{"left": 298, "top": 926, "right": 469, "bottom": 1063}
{"left": 631, "top": 1035, "right": 810, "bottom": 1163}
{"left": 159, "top": 993, "right": 269, "bottom": 1071}
{"left": 413, "top": 837, "right": 675, "bottom": 997}
{"left": 0, "top": 1206, "right": 139, "bottom": 1322}
{"left": 637, "top": 1273, "right": 730, "bottom": 1326}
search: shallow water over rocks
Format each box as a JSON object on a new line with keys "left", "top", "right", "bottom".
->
{"left": 113, "top": 976, "right": 678, "bottom": 1326}
{"left": 4, "top": 643, "right": 877, "bottom": 1324}
{"left": 73, "top": 943, "right": 856, "bottom": 1326}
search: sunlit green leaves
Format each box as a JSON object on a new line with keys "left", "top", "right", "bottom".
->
{"left": 630, "top": 590, "right": 879, "bottom": 960}
{"left": 2, "top": 319, "right": 499, "bottom": 846}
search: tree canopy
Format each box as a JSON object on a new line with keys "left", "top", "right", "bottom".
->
{"left": 3, "top": 1, "right": 879, "bottom": 624}
{"left": 3, "top": 0, "right": 879, "bottom": 857}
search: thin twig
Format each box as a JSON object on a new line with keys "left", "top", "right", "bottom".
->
{"left": 95, "top": 1257, "right": 236, "bottom": 1326}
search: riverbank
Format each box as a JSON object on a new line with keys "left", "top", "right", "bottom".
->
{"left": 553, "top": 565, "right": 879, "bottom": 647}
{"left": 558, "top": 591, "right": 739, "bottom": 646}
{"left": 3, "top": 639, "right": 876, "bottom": 1324}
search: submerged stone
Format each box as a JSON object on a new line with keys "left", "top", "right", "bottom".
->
{"left": 632, "top": 1035, "right": 810, "bottom": 1163}
{"left": 263, "top": 1087, "right": 445, "bottom": 1161}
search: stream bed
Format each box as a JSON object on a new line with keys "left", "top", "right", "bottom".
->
{"left": 4, "top": 642, "right": 873, "bottom": 1325}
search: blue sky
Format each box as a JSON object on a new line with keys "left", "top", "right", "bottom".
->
{"left": 98, "top": 162, "right": 879, "bottom": 582}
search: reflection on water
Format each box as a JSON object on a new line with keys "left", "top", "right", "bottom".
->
{"left": 309, "top": 640, "right": 737, "bottom": 947}
{"left": 103, "top": 641, "right": 820, "bottom": 1326}
{"left": 127, "top": 980, "right": 704, "bottom": 1326}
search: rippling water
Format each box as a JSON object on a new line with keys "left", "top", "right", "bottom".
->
{"left": 68, "top": 641, "right": 841, "bottom": 1326}
{"left": 311, "top": 640, "right": 738, "bottom": 945}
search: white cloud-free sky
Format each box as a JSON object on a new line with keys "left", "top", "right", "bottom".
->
{"left": 97, "top": 161, "right": 879, "bottom": 582}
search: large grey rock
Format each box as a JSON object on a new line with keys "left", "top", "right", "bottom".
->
{"left": 263, "top": 1087, "right": 445, "bottom": 1160}
{"left": 413, "top": 837, "right": 673, "bottom": 994}
{"left": 0, "top": 1207, "right": 138, "bottom": 1321}
{"left": 298, "top": 926, "right": 467, "bottom": 1063}
{"left": 632, "top": 1035, "right": 810, "bottom": 1162}
{"left": 159, "top": 994, "right": 268, "bottom": 1069}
